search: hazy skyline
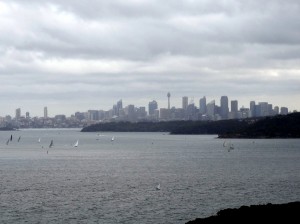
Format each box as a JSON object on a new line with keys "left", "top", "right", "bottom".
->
{"left": 1, "top": 0, "right": 300, "bottom": 117}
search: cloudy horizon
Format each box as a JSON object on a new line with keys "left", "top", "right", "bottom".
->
{"left": 1, "top": 0, "right": 300, "bottom": 117}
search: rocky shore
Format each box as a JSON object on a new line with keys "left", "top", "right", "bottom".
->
{"left": 186, "top": 201, "right": 300, "bottom": 224}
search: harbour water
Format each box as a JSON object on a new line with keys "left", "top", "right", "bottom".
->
{"left": 0, "top": 129, "right": 299, "bottom": 223}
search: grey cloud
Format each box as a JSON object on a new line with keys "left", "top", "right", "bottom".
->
{"left": 0, "top": 0, "right": 299, "bottom": 116}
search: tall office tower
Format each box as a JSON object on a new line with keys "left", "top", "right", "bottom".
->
{"left": 117, "top": 99, "right": 123, "bottom": 116}
{"left": 127, "top": 104, "right": 136, "bottom": 121}
{"left": 231, "top": 100, "right": 238, "bottom": 113}
{"left": 250, "top": 101, "right": 256, "bottom": 117}
{"left": 274, "top": 106, "right": 279, "bottom": 115}
{"left": 167, "top": 92, "right": 171, "bottom": 109}
{"left": 199, "top": 96, "right": 207, "bottom": 114}
{"left": 26, "top": 112, "right": 30, "bottom": 119}
{"left": 44, "top": 107, "right": 48, "bottom": 118}
{"left": 258, "top": 102, "right": 269, "bottom": 117}
{"left": 15, "top": 108, "right": 21, "bottom": 120}
{"left": 206, "top": 100, "right": 215, "bottom": 118}
{"left": 148, "top": 100, "right": 158, "bottom": 116}
{"left": 280, "top": 107, "right": 288, "bottom": 115}
{"left": 268, "top": 104, "right": 273, "bottom": 115}
{"left": 220, "top": 96, "right": 229, "bottom": 119}
{"left": 182, "top": 96, "right": 188, "bottom": 110}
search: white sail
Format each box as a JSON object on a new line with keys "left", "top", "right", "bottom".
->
{"left": 111, "top": 136, "right": 115, "bottom": 141}
{"left": 73, "top": 140, "right": 79, "bottom": 147}
{"left": 38, "top": 138, "right": 41, "bottom": 143}
{"left": 49, "top": 140, "right": 54, "bottom": 148}
{"left": 156, "top": 183, "right": 160, "bottom": 190}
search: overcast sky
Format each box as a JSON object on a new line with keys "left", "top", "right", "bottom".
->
{"left": 1, "top": 0, "right": 300, "bottom": 117}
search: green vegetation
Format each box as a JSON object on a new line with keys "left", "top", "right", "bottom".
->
{"left": 81, "top": 113, "right": 300, "bottom": 138}
{"left": 219, "top": 112, "right": 300, "bottom": 138}
{"left": 81, "top": 119, "right": 249, "bottom": 135}
{"left": 0, "top": 125, "right": 15, "bottom": 131}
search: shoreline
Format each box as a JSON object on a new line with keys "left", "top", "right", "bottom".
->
{"left": 186, "top": 201, "right": 300, "bottom": 224}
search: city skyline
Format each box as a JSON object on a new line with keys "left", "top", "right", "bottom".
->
{"left": 1, "top": 1, "right": 300, "bottom": 116}
{"left": 1, "top": 94, "right": 293, "bottom": 119}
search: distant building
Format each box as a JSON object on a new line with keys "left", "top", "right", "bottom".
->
{"left": 160, "top": 108, "right": 170, "bottom": 120}
{"left": 274, "top": 106, "right": 279, "bottom": 115}
{"left": 137, "top": 107, "right": 146, "bottom": 119}
{"left": 88, "top": 110, "right": 99, "bottom": 121}
{"left": 220, "top": 96, "right": 229, "bottom": 119}
{"left": 167, "top": 92, "right": 171, "bottom": 109}
{"left": 258, "top": 102, "right": 269, "bottom": 117}
{"left": 127, "top": 105, "right": 136, "bottom": 121}
{"left": 26, "top": 112, "right": 30, "bottom": 119}
{"left": 280, "top": 107, "right": 288, "bottom": 115}
{"left": 229, "top": 100, "right": 238, "bottom": 119}
{"left": 182, "top": 96, "right": 188, "bottom": 110}
{"left": 15, "top": 108, "right": 21, "bottom": 120}
{"left": 199, "top": 96, "right": 207, "bottom": 114}
{"left": 231, "top": 100, "right": 238, "bottom": 113}
{"left": 44, "top": 107, "right": 48, "bottom": 118}
{"left": 117, "top": 99, "right": 123, "bottom": 116}
{"left": 206, "top": 100, "right": 215, "bottom": 119}
{"left": 148, "top": 100, "right": 158, "bottom": 116}
{"left": 250, "top": 101, "right": 256, "bottom": 117}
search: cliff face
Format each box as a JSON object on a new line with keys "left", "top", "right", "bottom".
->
{"left": 186, "top": 201, "right": 300, "bottom": 224}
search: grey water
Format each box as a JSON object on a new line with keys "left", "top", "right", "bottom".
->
{"left": 0, "top": 129, "right": 299, "bottom": 224}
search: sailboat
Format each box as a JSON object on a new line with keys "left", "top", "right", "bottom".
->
{"left": 10, "top": 134, "right": 12, "bottom": 141}
{"left": 38, "top": 138, "right": 41, "bottom": 143}
{"left": 6, "top": 139, "right": 9, "bottom": 145}
{"left": 49, "top": 140, "right": 54, "bottom": 148}
{"left": 228, "top": 142, "right": 234, "bottom": 152}
{"left": 111, "top": 136, "right": 115, "bottom": 141}
{"left": 223, "top": 140, "right": 234, "bottom": 152}
{"left": 18, "top": 136, "right": 21, "bottom": 142}
{"left": 156, "top": 183, "right": 161, "bottom": 190}
{"left": 223, "top": 141, "right": 227, "bottom": 147}
{"left": 73, "top": 140, "right": 79, "bottom": 147}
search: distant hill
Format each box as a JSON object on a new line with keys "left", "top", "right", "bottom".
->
{"left": 218, "top": 112, "right": 300, "bottom": 138}
{"left": 0, "top": 126, "right": 15, "bottom": 131}
{"left": 81, "top": 119, "right": 249, "bottom": 135}
{"left": 81, "top": 113, "right": 300, "bottom": 138}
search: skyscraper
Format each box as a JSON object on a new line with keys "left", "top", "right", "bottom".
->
{"left": 231, "top": 100, "right": 238, "bottom": 113}
{"left": 182, "top": 96, "right": 188, "bottom": 110}
{"left": 220, "top": 96, "right": 229, "bottom": 119}
{"left": 15, "top": 108, "right": 21, "bottom": 120}
{"left": 199, "top": 96, "right": 207, "bottom": 114}
{"left": 206, "top": 100, "right": 215, "bottom": 118}
{"left": 148, "top": 100, "right": 158, "bottom": 116}
{"left": 117, "top": 99, "right": 123, "bottom": 116}
{"left": 44, "top": 107, "right": 48, "bottom": 118}
{"left": 167, "top": 92, "right": 171, "bottom": 109}
{"left": 250, "top": 101, "right": 256, "bottom": 117}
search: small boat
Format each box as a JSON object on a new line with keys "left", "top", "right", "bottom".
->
{"left": 49, "top": 140, "right": 54, "bottom": 148}
{"left": 38, "top": 138, "right": 41, "bottom": 143}
{"left": 228, "top": 143, "right": 234, "bottom": 152}
{"left": 111, "top": 136, "right": 115, "bottom": 141}
{"left": 223, "top": 141, "right": 227, "bottom": 147}
{"left": 6, "top": 139, "right": 9, "bottom": 145}
{"left": 223, "top": 141, "right": 234, "bottom": 152}
{"left": 18, "top": 136, "right": 21, "bottom": 142}
{"left": 156, "top": 183, "right": 160, "bottom": 190}
{"left": 10, "top": 135, "right": 12, "bottom": 141}
{"left": 73, "top": 140, "right": 79, "bottom": 147}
